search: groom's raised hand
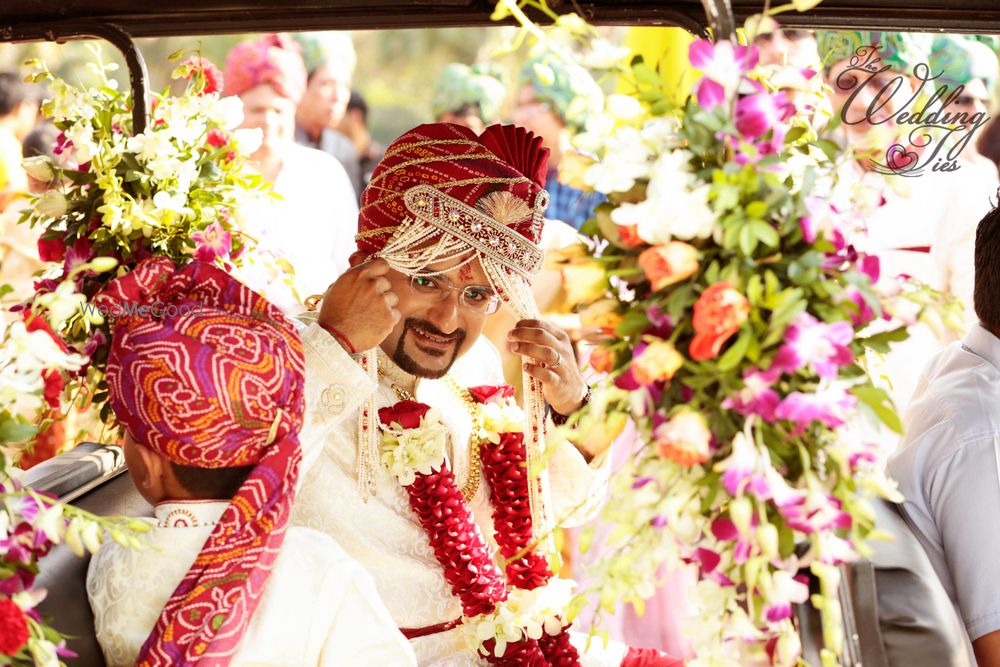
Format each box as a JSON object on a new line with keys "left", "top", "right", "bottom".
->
{"left": 318, "top": 255, "right": 400, "bottom": 352}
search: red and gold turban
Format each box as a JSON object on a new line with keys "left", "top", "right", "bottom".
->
{"left": 354, "top": 122, "right": 558, "bottom": 543}
{"left": 97, "top": 257, "right": 305, "bottom": 666}
{"left": 222, "top": 33, "right": 307, "bottom": 102}
{"left": 357, "top": 122, "right": 550, "bottom": 281}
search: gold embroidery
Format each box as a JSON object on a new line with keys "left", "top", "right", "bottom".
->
{"left": 367, "top": 152, "right": 503, "bottom": 188}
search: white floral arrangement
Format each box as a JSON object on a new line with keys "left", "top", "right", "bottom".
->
{"left": 475, "top": 400, "right": 526, "bottom": 445}
{"left": 462, "top": 577, "right": 576, "bottom": 659}
{"left": 379, "top": 408, "right": 451, "bottom": 485}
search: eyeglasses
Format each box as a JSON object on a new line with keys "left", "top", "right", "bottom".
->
{"left": 409, "top": 274, "right": 501, "bottom": 315}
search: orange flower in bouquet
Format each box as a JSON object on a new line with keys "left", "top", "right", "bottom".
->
{"left": 655, "top": 410, "right": 711, "bottom": 467}
{"left": 638, "top": 241, "right": 699, "bottom": 291}
{"left": 690, "top": 282, "right": 750, "bottom": 361}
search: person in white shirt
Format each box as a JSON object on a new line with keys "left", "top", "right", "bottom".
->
{"left": 222, "top": 33, "right": 359, "bottom": 315}
{"left": 889, "top": 202, "right": 1000, "bottom": 667}
{"left": 85, "top": 257, "right": 415, "bottom": 667}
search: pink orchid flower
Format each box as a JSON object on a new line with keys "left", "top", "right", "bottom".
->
{"left": 191, "top": 222, "right": 232, "bottom": 262}
{"left": 772, "top": 313, "right": 854, "bottom": 379}
{"left": 722, "top": 367, "right": 781, "bottom": 421}
{"left": 735, "top": 89, "right": 796, "bottom": 139}
{"left": 689, "top": 39, "right": 759, "bottom": 109}
{"left": 775, "top": 388, "right": 856, "bottom": 433}
{"left": 761, "top": 571, "right": 810, "bottom": 623}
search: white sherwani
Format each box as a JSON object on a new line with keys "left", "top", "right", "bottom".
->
{"left": 87, "top": 500, "right": 417, "bottom": 666}
{"left": 291, "top": 317, "right": 623, "bottom": 666}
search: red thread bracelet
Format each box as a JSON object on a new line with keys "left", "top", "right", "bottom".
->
{"left": 318, "top": 321, "right": 357, "bottom": 354}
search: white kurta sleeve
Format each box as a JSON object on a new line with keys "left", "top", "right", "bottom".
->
{"left": 298, "top": 319, "right": 378, "bottom": 477}
{"left": 317, "top": 562, "right": 418, "bottom": 666}
{"left": 547, "top": 419, "right": 613, "bottom": 528}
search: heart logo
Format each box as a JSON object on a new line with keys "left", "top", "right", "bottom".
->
{"left": 885, "top": 144, "right": 919, "bottom": 173}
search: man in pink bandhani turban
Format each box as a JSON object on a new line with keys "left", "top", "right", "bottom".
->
{"left": 85, "top": 257, "right": 415, "bottom": 666}
{"left": 222, "top": 33, "right": 359, "bottom": 315}
{"left": 291, "top": 122, "right": 684, "bottom": 666}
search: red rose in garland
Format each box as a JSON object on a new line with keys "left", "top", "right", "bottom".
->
{"left": 0, "top": 597, "right": 30, "bottom": 656}
{"left": 378, "top": 400, "right": 432, "bottom": 430}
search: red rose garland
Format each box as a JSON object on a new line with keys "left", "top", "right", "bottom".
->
{"left": 472, "top": 386, "right": 581, "bottom": 667}
{"left": 378, "top": 389, "right": 581, "bottom": 667}
{"left": 378, "top": 400, "right": 506, "bottom": 618}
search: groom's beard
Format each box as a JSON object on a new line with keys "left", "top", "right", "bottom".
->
{"left": 392, "top": 317, "right": 467, "bottom": 379}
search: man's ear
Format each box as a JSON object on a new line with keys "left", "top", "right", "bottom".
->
{"left": 348, "top": 251, "right": 370, "bottom": 268}
{"left": 134, "top": 443, "right": 167, "bottom": 496}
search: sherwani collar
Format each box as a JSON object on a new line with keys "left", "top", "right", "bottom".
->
{"left": 154, "top": 500, "right": 228, "bottom": 528}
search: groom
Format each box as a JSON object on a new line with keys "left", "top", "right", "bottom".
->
{"left": 291, "top": 122, "right": 682, "bottom": 666}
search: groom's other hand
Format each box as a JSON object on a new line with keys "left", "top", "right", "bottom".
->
{"left": 318, "top": 254, "right": 400, "bottom": 352}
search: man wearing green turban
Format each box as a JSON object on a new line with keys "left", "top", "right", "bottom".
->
{"left": 513, "top": 53, "right": 605, "bottom": 229}
{"left": 431, "top": 63, "right": 506, "bottom": 134}
{"left": 292, "top": 31, "right": 363, "bottom": 199}
{"left": 929, "top": 35, "right": 997, "bottom": 121}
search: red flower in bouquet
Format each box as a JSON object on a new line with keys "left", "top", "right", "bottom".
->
{"left": 21, "top": 311, "right": 70, "bottom": 354}
{"left": 37, "top": 235, "right": 66, "bottom": 263}
{"left": 378, "top": 400, "right": 431, "bottom": 429}
{"left": 638, "top": 242, "right": 699, "bottom": 291}
{"left": 0, "top": 597, "right": 30, "bottom": 656}
{"left": 469, "top": 385, "right": 516, "bottom": 405}
{"left": 180, "top": 56, "right": 224, "bottom": 95}
{"left": 206, "top": 128, "right": 230, "bottom": 148}
{"left": 618, "top": 224, "right": 646, "bottom": 248}
{"left": 690, "top": 282, "right": 750, "bottom": 361}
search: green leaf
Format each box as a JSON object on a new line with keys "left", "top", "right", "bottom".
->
{"left": 0, "top": 418, "right": 38, "bottom": 444}
{"left": 856, "top": 326, "right": 909, "bottom": 354}
{"left": 778, "top": 521, "right": 796, "bottom": 558}
{"left": 751, "top": 220, "right": 779, "bottom": 248}
{"left": 683, "top": 374, "right": 719, "bottom": 390}
{"left": 717, "top": 326, "right": 752, "bottom": 372}
{"left": 745, "top": 331, "right": 761, "bottom": 363}
{"left": 632, "top": 62, "right": 662, "bottom": 88}
{"left": 764, "top": 269, "right": 780, "bottom": 298}
{"left": 816, "top": 139, "right": 842, "bottom": 162}
{"left": 746, "top": 274, "right": 763, "bottom": 305}
{"left": 739, "top": 224, "right": 758, "bottom": 256}
{"left": 784, "top": 125, "right": 807, "bottom": 145}
{"left": 666, "top": 284, "right": 696, "bottom": 322}
{"left": 745, "top": 201, "right": 768, "bottom": 219}
{"left": 722, "top": 223, "right": 741, "bottom": 251}
{"left": 167, "top": 48, "right": 186, "bottom": 61}
{"left": 649, "top": 100, "right": 671, "bottom": 116}
{"left": 851, "top": 385, "right": 903, "bottom": 433}
{"left": 615, "top": 309, "right": 651, "bottom": 338}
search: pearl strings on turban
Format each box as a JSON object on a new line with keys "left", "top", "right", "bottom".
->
{"left": 222, "top": 33, "right": 308, "bottom": 102}
{"left": 98, "top": 257, "right": 305, "bottom": 666}
{"left": 355, "top": 122, "right": 556, "bottom": 543}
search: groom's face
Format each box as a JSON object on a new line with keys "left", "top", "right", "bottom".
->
{"left": 379, "top": 255, "right": 492, "bottom": 378}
